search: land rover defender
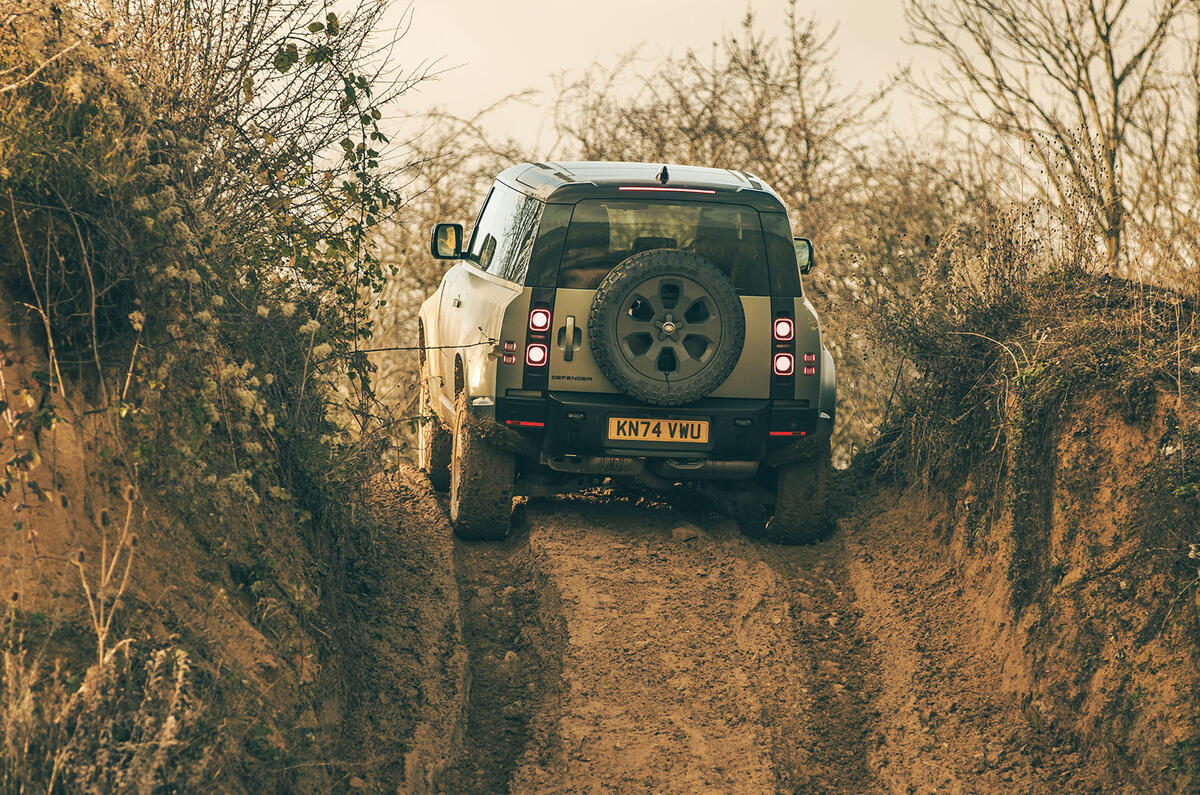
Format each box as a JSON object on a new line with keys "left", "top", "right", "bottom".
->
{"left": 416, "top": 161, "right": 835, "bottom": 543}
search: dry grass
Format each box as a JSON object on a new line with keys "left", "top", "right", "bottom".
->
{"left": 3, "top": 635, "right": 211, "bottom": 792}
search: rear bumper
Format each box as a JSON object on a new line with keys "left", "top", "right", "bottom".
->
{"left": 496, "top": 390, "right": 826, "bottom": 461}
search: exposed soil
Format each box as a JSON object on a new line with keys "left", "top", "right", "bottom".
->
{"left": 427, "top": 464, "right": 1197, "bottom": 793}
{"left": 13, "top": 265, "right": 1193, "bottom": 794}
{"left": 437, "top": 506, "right": 565, "bottom": 793}
{"left": 334, "top": 468, "right": 467, "bottom": 792}
{"left": 839, "top": 495, "right": 1082, "bottom": 793}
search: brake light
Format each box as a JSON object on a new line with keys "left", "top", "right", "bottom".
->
{"left": 503, "top": 340, "right": 517, "bottom": 352}
{"left": 525, "top": 343, "right": 548, "bottom": 366}
{"left": 803, "top": 365, "right": 816, "bottom": 376}
{"left": 773, "top": 353, "right": 794, "bottom": 376}
{"left": 773, "top": 318, "right": 794, "bottom": 341}
{"left": 529, "top": 308, "right": 551, "bottom": 332}
{"left": 618, "top": 186, "right": 716, "bottom": 195}
{"left": 803, "top": 352, "right": 816, "bottom": 363}
{"left": 506, "top": 420, "right": 545, "bottom": 428}
{"left": 501, "top": 354, "right": 516, "bottom": 365}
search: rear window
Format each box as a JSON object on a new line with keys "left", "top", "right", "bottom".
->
{"left": 557, "top": 200, "right": 771, "bottom": 295}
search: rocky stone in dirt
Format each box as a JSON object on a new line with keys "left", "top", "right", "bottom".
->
{"left": 670, "top": 523, "right": 706, "bottom": 542}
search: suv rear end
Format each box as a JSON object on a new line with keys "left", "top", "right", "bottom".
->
{"left": 419, "top": 161, "right": 835, "bottom": 542}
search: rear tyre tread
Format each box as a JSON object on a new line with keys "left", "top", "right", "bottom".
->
{"left": 449, "top": 392, "right": 514, "bottom": 541}
{"left": 764, "top": 441, "right": 832, "bottom": 545}
{"left": 418, "top": 368, "right": 452, "bottom": 491}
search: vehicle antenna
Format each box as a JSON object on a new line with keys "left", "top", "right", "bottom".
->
{"left": 657, "top": 165, "right": 669, "bottom": 185}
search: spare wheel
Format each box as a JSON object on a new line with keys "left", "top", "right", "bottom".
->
{"left": 587, "top": 248, "right": 745, "bottom": 406}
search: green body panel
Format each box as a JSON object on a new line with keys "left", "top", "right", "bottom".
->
{"left": 545, "top": 288, "right": 619, "bottom": 393}
{"left": 707, "top": 296, "right": 771, "bottom": 399}
{"left": 540, "top": 292, "right": 780, "bottom": 399}
{"left": 791, "top": 296, "right": 823, "bottom": 406}
{"left": 492, "top": 291, "right": 827, "bottom": 404}
{"left": 422, "top": 270, "right": 831, "bottom": 420}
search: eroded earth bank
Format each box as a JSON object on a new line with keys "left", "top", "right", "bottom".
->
{"left": 423, "top": 489, "right": 1145, "bottom": 794}
{"left": 401, "top": 384, "right": 1200, "bottom": 794}
{"left": 383, "top": 362, "right": 1200, "bottom": 794}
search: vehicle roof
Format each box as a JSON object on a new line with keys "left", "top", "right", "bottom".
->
{"left": 497, "top": 161, "right": 790, "bottom": 213}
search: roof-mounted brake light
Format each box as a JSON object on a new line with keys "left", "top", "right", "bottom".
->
{"left": 618, "top": 186, "right": 717, "bottom": 195}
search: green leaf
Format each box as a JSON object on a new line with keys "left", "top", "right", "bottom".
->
{"left": 308, "top": 22, "right": 324, "bottom": 33}
{"left": 305, "top": 45, "right": 329, "bottom": 65}
{"left": 273, "top": 43, "right": 299, "bottom": 73}
{"left": 325, "top": 12, "right": 340, "bottom": 35}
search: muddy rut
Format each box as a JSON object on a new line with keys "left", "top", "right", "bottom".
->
{"left": 432, "top": 489, "right": 1117, "bottom": 794}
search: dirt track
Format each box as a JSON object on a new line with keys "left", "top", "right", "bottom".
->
{"left": 432, "top": 486, "right": 1140, "bottom": 794}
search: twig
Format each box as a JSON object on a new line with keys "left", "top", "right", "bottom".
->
{"left": 9, "top": 190, "right": 64, "bottom": 395}
{"left": 947, "top": 330, "right": 1023, "bottom": 373}
{"left": 0, "top": 40, "right": 81, "bottom": 94}
{"left": 360, "top": 339, "right": 496, "bottom": 354}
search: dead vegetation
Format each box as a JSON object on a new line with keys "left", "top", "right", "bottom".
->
{"left": 0, "top": 0, "right": 444, "bottom": 788}
{"left": 2, "top": 0, "right": 1200, "bottom": 789}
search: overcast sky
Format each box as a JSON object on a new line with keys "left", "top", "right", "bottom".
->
{"left": 390, "top": 0, "right": 932, "bottom": 151}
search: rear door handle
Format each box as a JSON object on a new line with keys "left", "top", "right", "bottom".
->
{"left": 562, "top": 315, "right": 579, "bottom": 361}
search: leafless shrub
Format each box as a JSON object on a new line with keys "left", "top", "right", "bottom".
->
{"left": 370, "top": 102, "right": 531, "bottom": 455}
{"left": 907, "top": 0, "right": 1192, "bottom": 273}
{"left": 871, "top": 198, "right": 1048, "bottom": 481}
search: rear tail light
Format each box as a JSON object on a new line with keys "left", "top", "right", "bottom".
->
{"left": 773, "top": 353, "right": 794, "bottom": 376}
{"left": 803, "top": 352, "right": 816, "bottom": 363}
{"left": 503, "top": 340, "right": 517, "bottom": 352}
{"left": 803, "top": 365, "right": 816, "bottom": 376}
{"left": 529, "top": 308, "right": 551, "bottom": 332}
{"left": 773, "top": 317, "right": 794, "bottom": 341}
{"left": 501, "top": 354, "right": 516, "bottom": 365}
{"left": 525, "top": 343, "right": 548, "bottom": 366}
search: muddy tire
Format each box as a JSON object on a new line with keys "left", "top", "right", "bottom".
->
{"left": 449, "top": 392, "right": 515, "bottom": 541}
{"left": 418, "top": 365, "right": 451, "bottom": 491}
{"left": 588, "top": 248, "right": 745, "bottom": 406}
{"left": 764, "top": 440, "right": 832, "bottom": 545}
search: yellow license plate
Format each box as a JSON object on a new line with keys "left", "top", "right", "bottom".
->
{"left": 607, "top": 416, "right": 709, "bottom": 444}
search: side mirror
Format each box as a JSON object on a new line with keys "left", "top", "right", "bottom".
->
{"left": 431, "top": 223, "right": 464, "bottom": 260}
{"left": 793, "top": 237, "right": 814, "bottom": 275}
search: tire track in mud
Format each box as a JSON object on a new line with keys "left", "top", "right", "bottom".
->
{"left": 435, "top": 484, "right": 1123, "bottom": 793}
{"left": 753, "top": 534, "right": 883, "bottom": 793}
{"left": 437, "top": 507, "right": 567, "bottom": 794}
{"left": 510, "top": 498, "right": 785, "bottom": 792}
{"left": 497, "top": 494, "right": 880, "bottom": 793}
